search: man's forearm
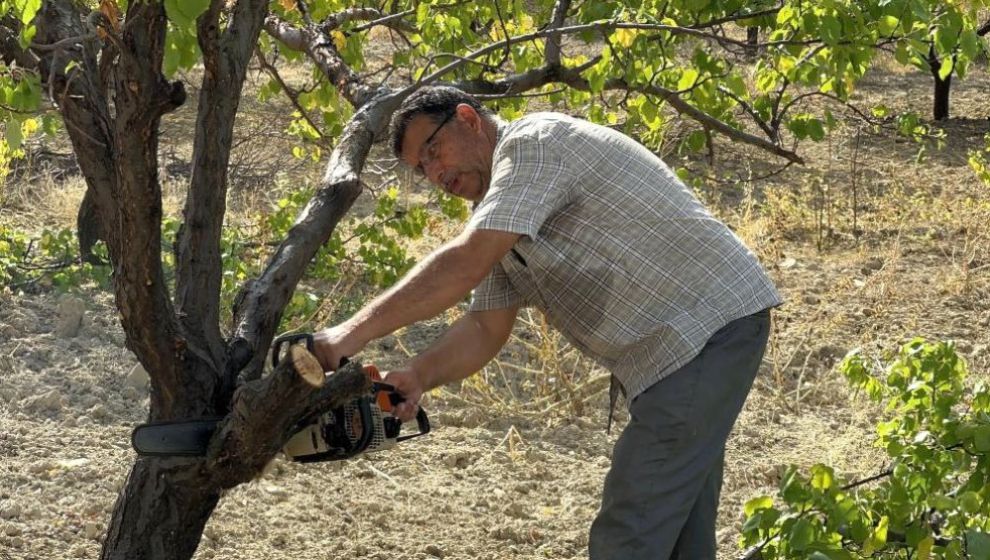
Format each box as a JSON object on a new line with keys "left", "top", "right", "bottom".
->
{"left": 410, "top": 307, "right": 518, "bottom": 390}
{"left": 339, "top": 228, "right": 520, "bottom": 350}
{"left": 342, "top": 241, "right": 485, "bottom": 346}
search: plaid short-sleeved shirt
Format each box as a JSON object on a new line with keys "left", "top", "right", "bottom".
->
{"left": 467, "top": 113, "right": 782, "bottom": 400}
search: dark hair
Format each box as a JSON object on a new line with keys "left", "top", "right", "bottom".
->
{"left": 389, "top": 86, "right": 493, "bottom": 158}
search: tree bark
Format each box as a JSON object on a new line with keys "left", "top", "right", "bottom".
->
{"left": 932, "top": 72, "right": 951, "bottom": 121}
{"left": 76, "top": 169, "right": 105, "bottom": 264}
{"left": 746, "top": 26, "right": 759, "bottom": 57}
{"left": 100, "top": 459, "right": 220, "bottom": 560}
{"left": 928, "top": 47, "right": 952, "bottom": 121}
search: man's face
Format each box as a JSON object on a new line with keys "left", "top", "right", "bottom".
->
{"left": 400, "top": 105, "right": 492, "bottom": 202}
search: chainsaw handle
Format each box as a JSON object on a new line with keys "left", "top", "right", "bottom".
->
{"left": 271, "top": 333, "right": 314, "bottom": 369}
{"left": 271, "top": 332, "right": 349, "bottom": 370}
{"left": 396, "top": 407, "right": 431, "bottom": 442}
{"left": 372, "top": 381, "right": 430, "bottom": 441}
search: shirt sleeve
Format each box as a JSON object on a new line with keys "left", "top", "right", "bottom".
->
{"left": 469, "top": 261, "right": 524, "bottom": 311}
{"left": 467, "top": 130, "right": 579, "bottom": 238}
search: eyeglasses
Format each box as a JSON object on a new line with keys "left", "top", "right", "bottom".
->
{"left": 415, "top": 111, "right": 455, "bottom": 177}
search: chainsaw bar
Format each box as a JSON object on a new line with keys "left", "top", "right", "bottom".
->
{"left": 131, "top": 418, "right": 222, "bottom": 456}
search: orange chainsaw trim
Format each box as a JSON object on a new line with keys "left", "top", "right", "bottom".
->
{"left": 363, "top": 365, "right": 394, "bottom": 412}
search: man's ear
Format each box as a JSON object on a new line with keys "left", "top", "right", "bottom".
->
{"left": 455, "top": 103, "right": 482, "bottom": 132}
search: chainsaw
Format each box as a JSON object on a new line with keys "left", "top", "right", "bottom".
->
{"left": 130, "top": 333, "right": 430, "bottom": 462}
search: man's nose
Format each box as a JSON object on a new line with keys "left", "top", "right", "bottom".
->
{"left": 423, "top": 158, "right": 443, "bottom": 184}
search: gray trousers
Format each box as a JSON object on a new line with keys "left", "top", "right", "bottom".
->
{"left": 589, "top": 309, "right": 771, "bottom": 560}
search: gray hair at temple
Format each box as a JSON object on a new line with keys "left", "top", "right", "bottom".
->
{"left": 389, "top": 86, "right": 494, "bottom": 159}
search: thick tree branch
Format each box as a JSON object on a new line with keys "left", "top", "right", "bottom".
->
{"left": 231, "top": 91, "right": 403, "bottom": 381}
{"left": 264, "top": 15, "right": 377, "bottom": 108}
{"left": 545, "top": 0, "right": 571, "bottom": 66}
{"left": 174, "top": 0, "right": 270, "bottom": 404}
{"left": 109, "top": 1, "right": 190, "bottom": 418}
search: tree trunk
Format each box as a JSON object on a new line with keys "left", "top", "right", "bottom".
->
{"left": 928, "top": 46, "right": 952, "bottom": 121}
{"left": 100, "top": 460, "right": 220, "bottom": 560}
{"left": 99, "top": 349, "right": 369, "bottom": 560}
{"left": 77, "top": 186, "right": 105, "bottom": 264}
{"left": 745, "top": 26, "right": 759, "bottom": 57}
{"left": 932, "top": 72, "right": 951, "bottom": 121}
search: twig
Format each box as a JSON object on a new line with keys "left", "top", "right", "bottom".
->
{"left": 254, "top": 47, "right": 328, "bottom": 144}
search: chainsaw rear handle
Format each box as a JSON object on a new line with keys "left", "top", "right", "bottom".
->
{"left": 373, "top": 381, "right": 430, "bottom": 441}
{"left": 397, "top": 407, "right": 431, "bottom": 442}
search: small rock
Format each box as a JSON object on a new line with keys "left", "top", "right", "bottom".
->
{"left": 955, "top": 340, "right": 974, "bottom": 354}
{"left": 9, "top": 535, "right": 23, "bottom": 548}
{"left": 779, "top": 257, "right": 797, "bottom": 269}
{"left": 84, "top": 522, "right": 100, "bottom": 540}
{"left": 57, "top": 458, "right": 90, "bottom": 469}
{"left": 55, "top": 296, "right": 86, "bottom": 338}
{"left": 801, "top": 294, "right": 821, "bottom": 305}
{"left": 863, "top": 257, "right": 884, "bottom": 271}
{"left": 124, "top": 363, "right": 150, "bottom": 390}
{"left": 424, "top": 544, "right": 445, "bottom": 558}
{"left": 377, "top": 335, "right": 397, "bottom": 351}
{"left": 26, "top": 390, "right": 61, "bottom": 413}
{"left": 88, "top": 404, "right": 108, "bottom": 420}
{"left": 4, "top": 523, "right": 22, "bottom": 536}
{"left": 0, "top": 503, "right": 20, "bottom": 519}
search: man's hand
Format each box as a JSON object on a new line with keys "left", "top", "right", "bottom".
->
{"left": 382, "top": 367, "right": 426, "bottom": 422}
{"left": 312, "top": 326, "right": 364, "bottom": 372}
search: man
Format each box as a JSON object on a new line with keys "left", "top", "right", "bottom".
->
{"left": 313, "top": 85, "right": 782, "bottom": 559}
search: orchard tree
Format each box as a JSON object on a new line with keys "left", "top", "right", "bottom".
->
{"left": 0, "top": 0, "right": 972, "bottom": 558}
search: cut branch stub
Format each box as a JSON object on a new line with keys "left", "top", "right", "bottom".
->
{"left": 204, "top": 352, "right": 371, "bottom": 488}
{"left": 289, "top": 344, "right": 325, "bottom": 387}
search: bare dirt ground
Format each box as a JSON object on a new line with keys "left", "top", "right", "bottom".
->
{"left": 1, "top": 64, "right": 990, "bottom": 560}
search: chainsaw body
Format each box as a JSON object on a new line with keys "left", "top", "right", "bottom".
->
{"left": 282, "top": 364, "right": 431, "bottom": 462}
{"left": 130, "top": 334, "right": 430, "bottom": 462}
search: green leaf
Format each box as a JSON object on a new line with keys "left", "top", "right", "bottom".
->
{"left": 744, "top": 495, "right": 773, "bottom": 516}
{"left": 14, "top": 0, "right": 41, "bottom": 24}
{"left": 878, "top": 15, "right": 899, "bottom": 36}
{"left": 917, "top": 535, "right": 934, "bottom": 560}
{"left": 789, "top": 518, "right": 814, "bottom": 551}
{"left": 973, "top": 425, "right": 990, "bottom": 452}
{"left": 677, "top": 68, "right": 698, "bottom": 92}
{"left": 811, "top": 464, "right": 834, "bottom": 491}
{"left": 960, "top": 30, "right": 980, "bottom": 61}
{"left": 967, "top": 530, "right": 990, "bottom": 560}
{"left": 960, "top": 491, "right": 981, "bottom": 514}
{"left": 938, "top": 57, "right": 953, "bottom": 81}
{"left": 5, "top": 119, "right": 23, "bottom": 151}
{"left": 777, "top": 5, "right": 795, "bottom": 25}
{"left": 863, "top": 516, "right": 888, "bottom": 555}
{"left": 164, "top": 0, "right": 209, "bottom": 28}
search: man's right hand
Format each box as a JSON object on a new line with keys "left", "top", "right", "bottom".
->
{"left": 382, "top": 367, "right": 426, "bottom": 422}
